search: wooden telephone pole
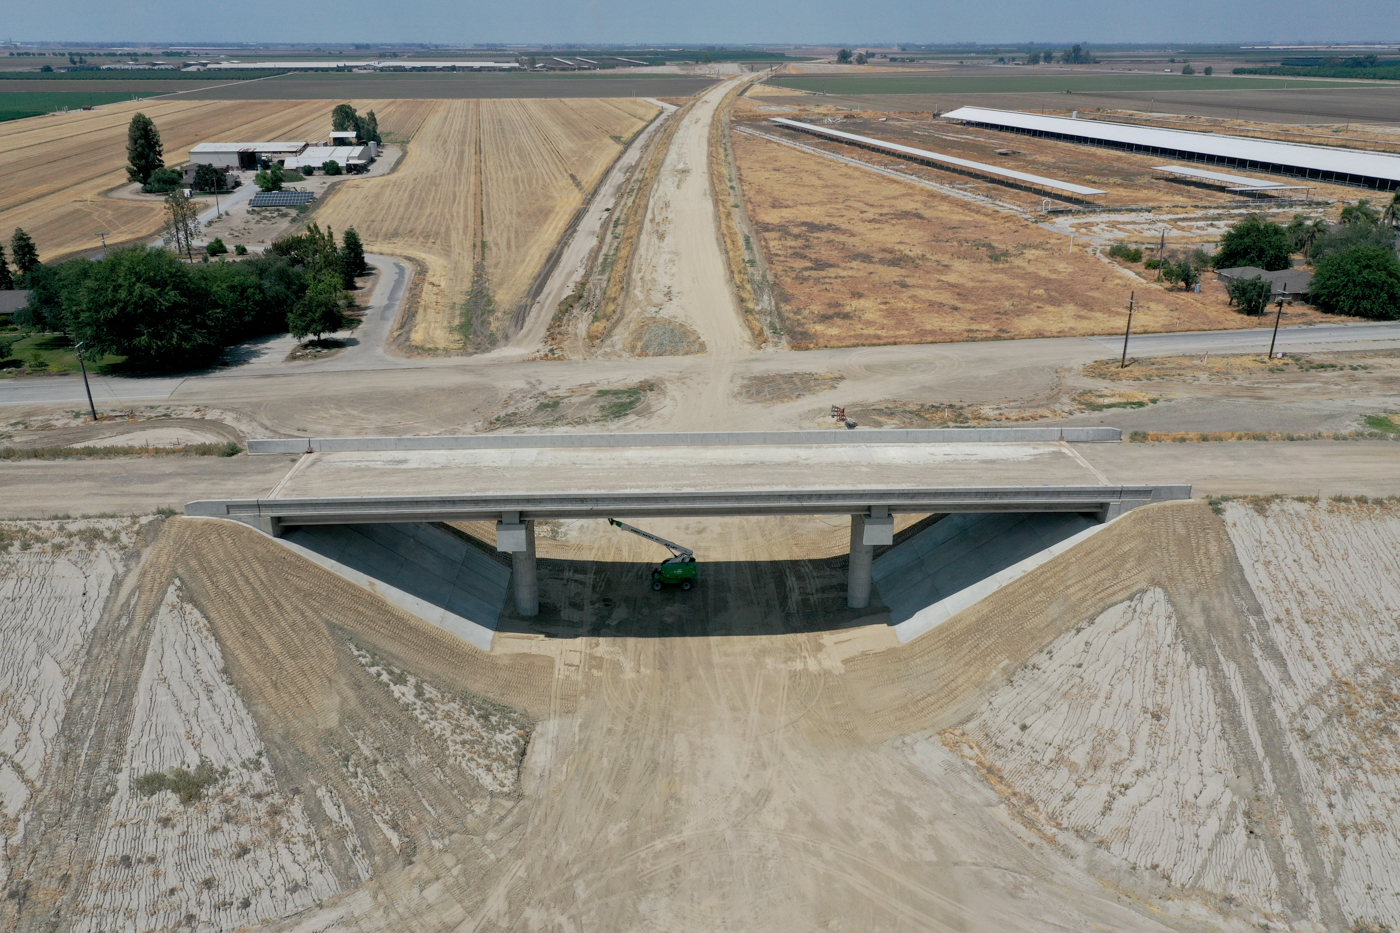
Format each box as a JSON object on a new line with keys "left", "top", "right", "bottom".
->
{"left": 1121, "top": 291, "right": 1136, "bottom": 369}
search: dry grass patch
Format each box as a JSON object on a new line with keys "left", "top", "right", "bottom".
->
{"left": 846, "top": 389, "right": 1157, "bottom": 428}
{"left": 1084, "top": 352, "right": 1379, "bottom": 382}
{"left": 733, "top": 131, "right": 1260, "bottom": 349}
{"left": 313, "top": 98, "right": 658, "bottom": 352}
{"left": 738, "top": 371, "right": 845, "bottom": 404}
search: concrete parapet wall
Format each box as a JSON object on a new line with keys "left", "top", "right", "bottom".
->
{"left": 246, "top": 427, "right": 1123, "bottom": 455}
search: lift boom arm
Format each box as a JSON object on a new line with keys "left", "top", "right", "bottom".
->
{"left": 607, "top": 518, "right": 694, "bottom": 558}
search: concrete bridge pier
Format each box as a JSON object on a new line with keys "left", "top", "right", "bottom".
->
{"left": 848, "top": 508, "right": 894, "bottom": 609}
{"left": 496, "top": 516, "right": 539, "bottom": 617}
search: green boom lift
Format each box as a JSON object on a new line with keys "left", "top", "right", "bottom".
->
{"left": 607, "top": 518, "right": 699, "bottom": 591}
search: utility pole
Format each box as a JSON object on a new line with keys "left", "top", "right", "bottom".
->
{"left": 1121, "top": 291, "right": 1136, "bottom": 368}
{"left": 1156, "top": 228, "right": 1166, "bottom": 281}
{"left": 74, "top": 341, "right": 97, "bottom": 422}
{"left": 1268, "top": 285, "right": 1285, "bottom": 359}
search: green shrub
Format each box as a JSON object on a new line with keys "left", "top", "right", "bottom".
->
{"left": 205, "top": 238, "right": 228, "bottom": 257}
{"left": 1107, "top": 244, "right": 1143, "bottom": 263}
{"left": 132, "top": 759, "right": 227, "bottom": 805}
{"left": 141, "top": 167, "right": 183, "bottom": 194}
{"left": 234, "top": 244, "right": 248, "bottom": 256}
{"left": 321, "top": 160, "right": 342, "bottom": 176}
{"left": 1144, "top": 257, "right": 1160, "bottom": 270}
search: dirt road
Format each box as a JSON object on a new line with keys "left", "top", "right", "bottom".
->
{"left": 615, "top": 77, "right": 752, "bottom": 429}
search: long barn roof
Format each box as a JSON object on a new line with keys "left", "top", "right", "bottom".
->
{"left": 768, "top": 117, "right": 1106, "bottom": 197}
{"left": 942, "top": 106, "right": 1400, "bottom": 185}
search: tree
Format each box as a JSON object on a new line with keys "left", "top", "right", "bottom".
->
{"left": 1163, "top": 258, "right": 1200, "bottom": 290}
{"left": 206, "top": 237, "right": 228, "bottom": 256}
{"left": 142, "top": 167, "right": 183, "bottom": 194}
{"left": 1309, "top": 220, "right": 1394, "bottom": 264}
{"left": 1309, "top": 244, "right": 1400, "bottom": 319}
{"left": 1203, "top": 66, "right": 1213, "bottom": 75}
{"left": 1182, "top": 63, "right": 1195, "bottom": 75}
{"left": 340, "top": 226, "right": 368, "bottom": 279}
{"left": 359, "top": 110, "right": 382, "bottom": 145}
{"left": 67, "top": 246, "right": 220, "bottom": 366}
{"left": 331, "top": 103, "right": 360, "bottom": 133}
{"left": 254, "top": 163, "right": 285, "bottom": 192}
{"left": 193, "top": 163, "right": 226, "bottom": 193}
{"left": 288, "top": 271, "right": 352, "bottom": 340}
{"left": 1340, "top": 199, "right": 1381, "bottom": 226}
{"left": 1383, "top": 191, "right": 1400, "bottom": 229}
{"left": 0, "top": 244, "right": 12, "bottom": 290}
{"left": 1226, "top": 275, "right": 1273, "bottom": 315}
{"left": 162, "top": 191, "right": 200, "bottom": 261}
{"left": 10, "top": 228, "right": 39, "bottom": 279}
{"left": 836, "top": 49, "right": 853, "bottom": 64}
{"left": 1213, "top": 215, "right": 1293, "bottom": 271}
{"left": 854, "top": 52, "right": 867, "bottom": 65}
{"left": 321, "top": 159, "right": 342, "bottom": 176}
{"left": 125, "top": 113, "right": 164, "bottom": 185}
{"left": 1286, "top": 214, "right": 1328, "bottom": 254}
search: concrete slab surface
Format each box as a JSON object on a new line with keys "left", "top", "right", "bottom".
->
{"left": 273, "top": 442, "right": 1108, "bottom": 500}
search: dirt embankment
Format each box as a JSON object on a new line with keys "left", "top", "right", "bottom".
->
{"left": 6, "top": 502, "right": 1400, "bottom": 932}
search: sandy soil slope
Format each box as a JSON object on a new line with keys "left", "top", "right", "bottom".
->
{"left": 7, "top": 500, "right": 1396, "bottom": 931}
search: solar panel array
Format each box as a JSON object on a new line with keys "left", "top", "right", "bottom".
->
{"left": 249, "top": 190, "right": 316, "bottom": 208}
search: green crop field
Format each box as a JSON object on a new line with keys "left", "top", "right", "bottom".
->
{"left": 0, "top": 90, "right": 159, "bottom": 123}
{"left": 768, "top": 73, "right": 1374, "bottom": 96}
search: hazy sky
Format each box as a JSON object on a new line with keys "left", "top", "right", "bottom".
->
{"left": 5, "top": 0, "right": 1396, "bottom": 46}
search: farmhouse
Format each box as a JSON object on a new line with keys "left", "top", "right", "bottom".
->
{"left": 1216, "top": 266, "right": 1314, "bottom": 300}
{"left": 188, "top": 141, "right": 309, "bottom": 171}
{"left": 943, "top": 106, "right": 1400, "bottom": 190}
{"left": 0, "top": 290, "right": 31, "bottom": 322}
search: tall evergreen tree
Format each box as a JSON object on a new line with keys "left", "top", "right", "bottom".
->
{"left": 10, "top": 229, "right": 39, "bottom": 278}
{"left": 0, "top": 243, "right": 12, "bottom": 290}
{"left": 125, "top": 113, "right": 165, "bottom": 184}
{"left": 340, "top": 227, "right": 368, "bottom": 281}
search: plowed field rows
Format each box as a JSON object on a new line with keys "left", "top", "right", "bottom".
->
{"left": 314, "top": 98, "right": 658, "bottom": 350}
{"left": 0, "top": 98, "right": 435, "bottom": 260}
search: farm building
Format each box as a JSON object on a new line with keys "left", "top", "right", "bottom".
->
{"left": 943, "top": 107, "right": 1400, "bottom": 190}
{"left": 1216, "top": 266, "right": 1314, "bottom": 300}
{"left": 188, "top": 142, "right": 309, "bottom": 171}
{"left": 284, "top": 145, "right": 374, "bottom": 172}
{"left": 0, "top": 291, "right": 31, "bottom": 322}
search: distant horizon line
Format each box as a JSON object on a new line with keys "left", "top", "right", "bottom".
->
{"left": 6, "top": 40, "right": 1400, "bottom": 49}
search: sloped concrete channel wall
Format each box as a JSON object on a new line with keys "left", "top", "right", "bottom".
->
{"left": 246, "top": 426, "right": 1123, "bottom": 454}
{"left": 875, "top": 513, "right": 1109, "bottom": 643}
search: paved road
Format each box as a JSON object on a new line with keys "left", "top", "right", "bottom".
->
{"left": 1091, "top": 320, "right": 1400, "bottom": 357}
{"left": 5, "top": 316, "right": 1400, "bottom": 409}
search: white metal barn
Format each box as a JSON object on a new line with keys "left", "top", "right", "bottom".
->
{"left": 942, "top": 107, "right": 1400, "bottom": 190}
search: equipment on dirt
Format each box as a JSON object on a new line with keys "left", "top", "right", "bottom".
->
{"left": 607, "top": 518, "right": 698, "bottom": 591}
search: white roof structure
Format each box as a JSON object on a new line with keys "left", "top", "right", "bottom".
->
{"left": 203, "top": 60, "right": 521, "bottom": 70}
{"left": 284, "top": 145, "right": 371, "bottom": 169}
{"left": 190, "top": 141, "right": 307, "bottom": 154}
{"left": 1152, "top": 165, "right": 1287, "bottom": 188}
{"left": 769, "top": 117, "right": 1107, "bottom": 198}
{"left": 943, "top": 107, "right": 1400, "bottom": 188}
{"left": 328, "top": 131, "right": 357, "bottom": 140}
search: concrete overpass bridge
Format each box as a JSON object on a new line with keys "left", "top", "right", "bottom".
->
{"left": 186, "top": 429, "right": 1189, "bottom": 646}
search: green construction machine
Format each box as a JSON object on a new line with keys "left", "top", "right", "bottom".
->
{"left": 607, "top": 518, "right": 698, "bottom": 591}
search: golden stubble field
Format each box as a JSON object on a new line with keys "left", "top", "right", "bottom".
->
{"left": 732, "top": 130, "right": 1297, "bottom": 348}
{"left": 314, "top": 98, "right": 659, "bottom": 350}
{"left": 0, "top": 98, "right": 436, "bottom": 261}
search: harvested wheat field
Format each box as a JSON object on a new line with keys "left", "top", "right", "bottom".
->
{"left": 312, "top": 98, "right": 660, "bottom": 351}
{"left": 0, "top": 98, "right": 434, "bottom": 261}
{"left": 733, "top": 129, "right": 1283, "bottom": 349}
{"left": 6, "top": 499, "right": 1400, "bottom": 932}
